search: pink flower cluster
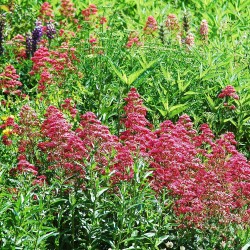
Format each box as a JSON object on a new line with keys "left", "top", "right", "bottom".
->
{"left": 17, "top": 105, "right": 41, "bottom": 156}
{"left": 144, "top": 16, "right": 158, "bottom": 35}
{"left": 185, "top": 33, "right": 195, "bottom": 48}
{"left": 0, "top": 65, "right": 23, "bottom": 97}
{"left": 0, "top": 116, "right": 19, "bottom": 145}
{"left": 15, "top": 105, "right": 133, "bottom": 184}
{"left": 218, "top": 85, "right": 239, "bottom": 100}
{"left": 76, "top": 112, "right": 133, "bottom": 182}
{"left": 120, "top": 87, "right": 156, "bottom": 158}
{"left": 12, "top": 88, "right": 250, "bottom": 227}
{"left": 120, "top": 89, "right": 250, "bottom": 227}
{"left": 59, "top": 0, "right": 76, "bottom": 19}
{"left": 200, "top": 19, "right": 208, "bottom": 41}
{"left": 30, "top": 45, "right": 76, "bottom": 92}
{"left": 81, "top": 4, "right": 98, "bottom": 21}
{"left": 165, "top": 14, "right": 179, "bottom": 30}
{"left": 126, "top": 32, "right": 143, "bottom": 48}
{"left": 81, "top": 4, "right": 107, "bottom": 28}
{"left": 38, "top": 106, "right": 87, "bottom": 180}
{"left": 39, "top": 2, "right": 54, "bottom": 21}
{"left": 61, "top": 98, "right": 78, "bottom": 118}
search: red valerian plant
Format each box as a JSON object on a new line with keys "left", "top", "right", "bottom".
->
{"left": 0, "top": 115, "right": 19, "bottom": 145}
{"left": 218, "top": 85, "right": 239, "bottom": 111}
{"left": 59, "top": 0, "right": 76, "bottom": 20}
{"left": 200, "top": 19, "right": 209, "bottom": 42}
{"left": 30, "top": 44, "right": 76, "bottom": 92}
{"left": 39, "top": 2, "right": 54, "bottom": 22}
{"left": 165, "top": 14, "right": 179, "bottom": 31}
{"left": 126, "top": 32, "right": 143, "bottom": 48}
{"left": 218, "top": 85, "right": 239, "bottom": 100}
{"left": 120, "top": 87, "right": 156, "bottom": 158}
{"left": 11, "top": 88, "right": 250, "bottom": 229}
{"left": 0, "top": 65, "right": 23, "bottom": 97}
{"left": 76, "top": 112, "right": 134, "bottom": 182}
{"left": 120, "top": 88, "right": 250, "bottom": 228}
{"left": 36, "top": 107, "right": 133, "bottom": 184}
{"left": 38, "top": 106, "right": 87, "bottom": 180}
{"left": 81, "top": 4, "right": 98, "bottom": 21}
{"left": 61, "top": 98, "right": 78, "bottom": 118}
{"left": 144, "top": 16, "right": 158, "bottom": 35}
{"left": 17, "top": 105, "right": 41, "bottom": 159}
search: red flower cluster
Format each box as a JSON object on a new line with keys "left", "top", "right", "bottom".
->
{"left": 0, "top": 116, "right": 19, "bottom": 145}
{"left": 165, "top": 14, "right": 179, "bottom": 31}
{"left": 76, "top": 112, "right": 133, "bottom": 182}
{"left": 120, "top": 87, "right": 156, "bottom": 158}
{"left": 144, "top": 16, "right": 158, "bottom": 35}
{"left": 218, "top": 85, "right": 239, "bottom": 100}
{"left": 17, "top": 155, "right": 38, "bottom": 175}
{"left": 39, "top": 2, "right": 54, "bottom": 21}
{"left": 81, "top": 4, "right": 98, "bottom": 21}
{"left": 59, "top": 0, "right": 76, "bottom": 19}
{"left": 120, "top": 88, "right": 250, "bottom": 227}
{"left": 29, "top": 107, "right": 133, "bottom": 183}
{"left": 30, "top": 45, "right": 76, "bottom": 92}
{"left": 126, "top": 32, "right": 143, "bottom": 48}
{"left": 6, "top": 34, "right": 27, "bottom": 60}
{"left": 38, "top": 106, "right": 87, "bottom": 180}
{"left": 12, "top": 88, "right": 250, "bottom": 228}
{"left": 61, "top": 98, "right": 78, "bottom": 118}
{"left": 0, "top": 65, "right": 23, "bottom": 96}
{"left": 200, "top": 19, "right": 208, "bottom": 41}
{"left": 17, "top": 105, "right": 41, "bottom": 156}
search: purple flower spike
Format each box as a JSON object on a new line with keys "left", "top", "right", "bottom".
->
{"left": 46, "top": 22, "right": 56, "bottom": 40}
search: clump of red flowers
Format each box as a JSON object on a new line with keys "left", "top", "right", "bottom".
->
{"left": 59, "top": 0, "right": 76, "bottom": 19}
{"left": 17, "top": 105, "right": 41, "bottom": 158}
{"left": 76, "top": 111, "right": 134, "bottom": 182}
{"left": 38, "top": 106, "right": 87, "bottom": 181}
{"left": 0, "top": 65, "right": 23, "bottom": 96}
{"left": 126, "top": 32, "right": 143, "bottom": 48}
{"left": 200, "top": 19, "right": 209, "bottom": 42}
{"left": 30, "top": 44, "right": 76, "bottom": 92}
{"left": 144, "top": 16, "right": 158, "bottom": 35}
{"left": 165, "top": 14, "right": 179, "bottom": 31}
{"left": 81, "top": 4, "right": 98, "bottom": 21}
{"left": 39, "top": 2, "right": 54, "bottom": 22}
{"left": 11, "top": 88, "right": 250, "bottom": 229}
{"left": 218, "top": 85, "right": 239, "bottom": 110}
{"left": 61, "top": 98, "right": 78, "bottom": 118}
{"left": 120, "top": 88, "right": 250, "bottom": 227}
{"left": 120, "top": 87, "right": 156, "bottom": 158}
{"left": 0, "top": 115, "right": 19, "bottom": 145}
{"left": 218, "top": 85, "right": 239, "bottom": 100}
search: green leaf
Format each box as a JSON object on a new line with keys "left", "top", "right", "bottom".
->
{"left": 169, "top": 104, "right": 188, "bottom": 118}
{"left": 0, "top": 201, "right": 12, "bottom": 215}
{"left": 97, "top": 187, "right": 109, "bottom": 198}
{"left": 206, "top": 94, "right": 216, "bottom": 111}
{"left": 155, "top": 235, "right": 169, "bottom": 246}
{"left": 223, "top": 118, "right": 237, "bottom": 127}
{"left": 0, "top": 5, "right": 10, "bottom": 12}
{"left": 157, "top": 108, "right": 168, "bottom": 116}
{"left": 109, "top": 60, "right": 127, "bottom": 83}
{"left": 242, "top": 242, "right": 250, "bottom": 250}
{"left": 160, "top": 65, "right": 172, "bottom": 82}
{"left": 144, "top": 232, "right": 156, "bottom": 237}
{"left": 37, "top": 232, "right": 59, "bottom": 246}
{"left": 127, "top": 59, "right": 157, "bottom": 85}
{"left": 184, "top": 91, "right": 198, "bottom": 96}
